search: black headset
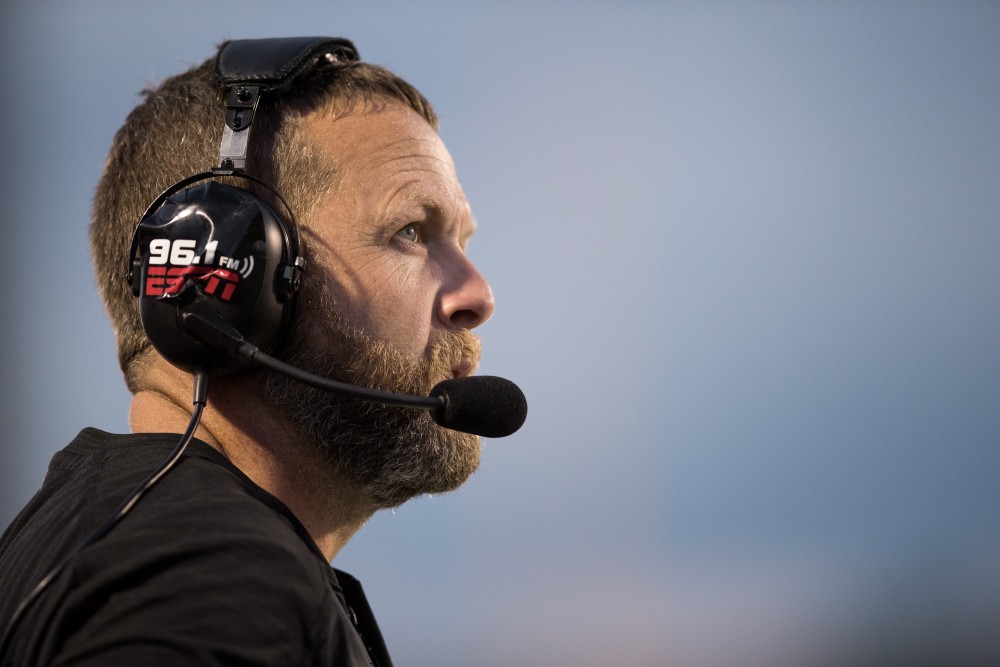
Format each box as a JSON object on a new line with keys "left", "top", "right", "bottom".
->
{"left": 125, "top": 37, "right": 359, "bottom": 376}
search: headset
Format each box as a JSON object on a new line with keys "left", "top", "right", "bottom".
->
{"left": 126, "top": 36, "right": 359, "bottom": 376}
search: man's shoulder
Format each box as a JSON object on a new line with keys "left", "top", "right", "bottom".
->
{"left": 8, "top": 427, "right": 335, "bottom": 610}
{"left": 75, "top": 428, "right": 332, "bottom": 586}
{"left": 2, "top": 429, "right": 368, "bottom": 666}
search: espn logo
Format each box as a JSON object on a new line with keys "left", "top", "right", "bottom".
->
{"left": 145, "top": 266, "right": 240, "bottom": 301}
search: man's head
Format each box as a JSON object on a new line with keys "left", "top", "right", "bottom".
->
{"left": 91, "top": 42, "right": 494, "bottom": 507}
{"left": 262, "top": 103, "right": 495, "bottom": 508}
{"left": 91, "top": 47, "right": 443, "bottom": 389}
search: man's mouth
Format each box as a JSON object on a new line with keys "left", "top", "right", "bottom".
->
{"left": 449, "top": 360, "right": 477, "bottom": 380}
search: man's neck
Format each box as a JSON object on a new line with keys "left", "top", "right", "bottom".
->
{"left": 129, "top": 360, "right": 374, "bottom": 561}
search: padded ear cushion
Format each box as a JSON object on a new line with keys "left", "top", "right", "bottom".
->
{"left": 133, "top": 180, "right": 298, "bottom": 375}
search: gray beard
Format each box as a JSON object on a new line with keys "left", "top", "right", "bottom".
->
{"left": 262, "top": 289, "right": 482, "bottom": 509}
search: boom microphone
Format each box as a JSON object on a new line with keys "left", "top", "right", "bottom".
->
{"left": 181, "top": 306, "right": 527, "bottom": 437}
{"left": 431, "top": 376, "right": 527, "bottom": 438}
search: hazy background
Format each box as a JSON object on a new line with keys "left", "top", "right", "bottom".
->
{"left": 2, "top": 2, "right": 998, "bottom": 665}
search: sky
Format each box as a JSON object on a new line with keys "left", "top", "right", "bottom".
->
{"left": 1, "top": 2, "right": 999, "bottom": 665}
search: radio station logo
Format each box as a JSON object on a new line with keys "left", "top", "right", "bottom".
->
{"left": 143, "top": 238, "right": 254, "bottom": 302}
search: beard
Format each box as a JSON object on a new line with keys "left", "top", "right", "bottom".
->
{"left": 262, "top": 281, "right": 483, "bottom": 509}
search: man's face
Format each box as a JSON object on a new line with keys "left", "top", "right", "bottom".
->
{"left": 263, "top": 102, "right": 495, "bottom": 509}
{"left": 302, "top": 103, "right": 494, "bottom": 366}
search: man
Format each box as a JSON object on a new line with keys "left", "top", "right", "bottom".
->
{"left": 0, "top": 37, "right": 501, "bottom": 666}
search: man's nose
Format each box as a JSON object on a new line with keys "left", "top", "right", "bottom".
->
{"left": 438, "top": 250, "right": 495, "bottom": 330}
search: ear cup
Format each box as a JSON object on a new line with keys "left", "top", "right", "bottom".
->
{"left": 132, "top": 179, "right": 300, "bottom": 375}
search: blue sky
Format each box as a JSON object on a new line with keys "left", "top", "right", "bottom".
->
{"left": 2, "top": 2, "right": 999, "bottom": 665}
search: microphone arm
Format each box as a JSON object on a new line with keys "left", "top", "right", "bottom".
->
{"left": 179, "top": 305, "right": 527, "bottom": 438}
{"left": 180, "top": 305, "right": 444, "bottom": 411}
{"left": 238, "top": 343, "right": 443, "bottom": 411}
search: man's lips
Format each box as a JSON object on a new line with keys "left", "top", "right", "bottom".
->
{"left": 449, "top": 360, "right": 477, "bottom": 380}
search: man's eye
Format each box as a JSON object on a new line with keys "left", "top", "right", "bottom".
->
{"left": 396, "top": 223, "right": 421, "bottom": 243}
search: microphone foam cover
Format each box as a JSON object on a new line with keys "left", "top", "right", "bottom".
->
{"left": 430, "top": 376, "right": 527, "bottom": 438}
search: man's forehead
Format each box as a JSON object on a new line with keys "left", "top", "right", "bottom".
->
{"left": 305, "top": 102, "right": 443, "bottom": 155}
{"left": 304, "top": 106, "right": 457, "bottom": 187}
{"left": 302, "top": 104, "right": 477, "bottom": 236}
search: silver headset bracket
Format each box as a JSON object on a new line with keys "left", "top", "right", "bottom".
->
{"left": 218, "top": 84, "right": 261, "bottom": 170}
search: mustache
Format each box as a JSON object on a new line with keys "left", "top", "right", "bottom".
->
{"left": 344, "top": 328, "right": 482, "bottom": 396}
{"left": 289, "top": 309, "right": 482, "bottom": 397}
{"left": 427, "top": 329, "right": 482, "bottom": 378}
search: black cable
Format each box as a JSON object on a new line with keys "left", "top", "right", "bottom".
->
{"left": 0, "top": 369, "right": 210, "bottom": 659}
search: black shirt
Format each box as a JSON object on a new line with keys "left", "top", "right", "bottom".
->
{"left": 0, "top": 429, "right": 392, "bottom": 667}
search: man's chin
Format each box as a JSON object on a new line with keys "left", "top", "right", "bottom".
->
{"left": 362, "top": 427, "right": 481, "bottom": 509}
{"left": 262, "top": 312, "right": 485, "bottom": 510}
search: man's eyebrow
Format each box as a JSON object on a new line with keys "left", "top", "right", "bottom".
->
{"left": 461, "top": 216, "right": 478, "bottom": 243}
{"left": 392, "top": 187, "right": 477, "bottom": 237}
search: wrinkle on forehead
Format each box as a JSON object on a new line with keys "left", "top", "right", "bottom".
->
{"left": 302, "top": 101, "right": 444, "bottom": 167}
{"left": 305, "top": 101, "right": 441, "bottom": 145}
{"left": 359, "top": 139, "right": 457, "bottom": 183}
{"left": 302, "top": 102, "right": 477, "bottom": 245}
{"left": 305, "top": 106, "right": 453, "bottom": 181}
